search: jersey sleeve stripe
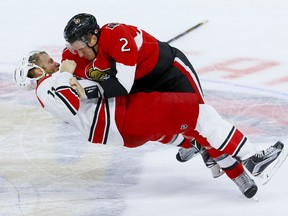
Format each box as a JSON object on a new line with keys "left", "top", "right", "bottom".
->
{"left": 89, "top": 98, "right": 110, "bottom": 144}
{"left": 55, "top": 86, "right": 80, "bottom": 115}
{"left": 103, "top": 98, "right": 110, "bottom": 143}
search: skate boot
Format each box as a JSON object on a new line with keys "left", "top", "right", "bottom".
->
{"left": 199, "top": 147, "right": 224, "bottom": 178}
{"left": 243, "top": 141, "right": 287, "bottom": 184}
{"left": 176, "top": 145, "right": 199, "bottom": 162}
{"left": 176, "top": 141, "right": 224, "bottom": 178}
{"left": 233, "top": 171, "right": 258, "bottom": 198}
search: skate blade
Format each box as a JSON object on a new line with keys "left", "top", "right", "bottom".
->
{"left": 252, "top": 195, "right": 259, "bottom": 202}
{"left": 257, "top": 143, "right": 288, "bottom": 185}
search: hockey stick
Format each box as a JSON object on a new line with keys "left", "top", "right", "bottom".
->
{"left": 167, "top": 20, "right": 208, "bottom": 44}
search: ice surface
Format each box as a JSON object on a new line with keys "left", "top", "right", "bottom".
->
{"left": 1, "top": 0, "right": 288, "bottom": 215}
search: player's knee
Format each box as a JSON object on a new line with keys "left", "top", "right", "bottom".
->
{"left": 196, "top": 104, "right": 222, "bottom": 135}
{"left": 195, "top": 104, "right": 233, "bottom": 149}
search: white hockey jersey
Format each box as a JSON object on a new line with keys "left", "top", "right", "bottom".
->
{"left": 35, "top": 72, "right": 124, "bottom": 145}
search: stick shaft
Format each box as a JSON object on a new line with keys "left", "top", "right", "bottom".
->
{"left": 166, "top": 20, "right": 208, "bottom": 44}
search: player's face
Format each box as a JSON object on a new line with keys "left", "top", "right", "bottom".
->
{"left": 38, "top": 54, "right": 60, "bottom": 74}
{"left": 70, "top": 40, "right": 96, "bottom": 61}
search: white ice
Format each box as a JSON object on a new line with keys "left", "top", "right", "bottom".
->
{"left": 1, "top": 0, "right": 288, "bottom": 215}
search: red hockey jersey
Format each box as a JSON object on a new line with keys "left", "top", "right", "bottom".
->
{"left": 35, "top": 71, "right": 200, "bottom": 148}
{"left": 62, "top": 23, "right": 160, "bottom": 95}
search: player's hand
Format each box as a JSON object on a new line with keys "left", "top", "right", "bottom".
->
{"left": 70, "top": 77, "right": 87, "bottom": 99}
{"left": 60, "top": 60, "right": 77, "bottom": 74}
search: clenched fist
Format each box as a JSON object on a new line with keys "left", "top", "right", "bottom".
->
{"left": 70, "top": 77, "right": 87, "bottom": 99}
{"left": 60, "top": 60, "right": 77, "bottom": 74}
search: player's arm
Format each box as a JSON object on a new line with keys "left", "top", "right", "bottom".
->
{"left": 99, "top": 61, "right": 134, "bottom": 98}
{"left": 70, "top": 77, "right": 103, "bottom": 99}
{"left": 36, "top": 72, "right": 81, "bottom": 123}
{"left": 54, "top": 73, "right": 80, "bottom": 114}
{"left": 61, "top": 47, "right": 91, "bottom": 79}
{"left": 97, "top": 24, "right": 139, "bottom": 98}
{"left": 86, "top": 59, "right": 130, "bottom": 98}
{"left": 45, "top": 60, "right": 81, "bottom": 118}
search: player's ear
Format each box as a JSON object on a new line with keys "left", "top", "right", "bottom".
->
{"left": 89, "top": 34, "right": 98, "bottom": 47}
{"left": 35, "top": 68, "right": 45, "bottom": 77}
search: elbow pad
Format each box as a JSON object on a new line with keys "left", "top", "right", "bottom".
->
{"left": 84, "top": 85, "right": 100, "bottom": 99}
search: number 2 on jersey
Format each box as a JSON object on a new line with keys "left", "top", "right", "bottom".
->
{"left": 119, "top": 38, "right": 131, "bottom": 52}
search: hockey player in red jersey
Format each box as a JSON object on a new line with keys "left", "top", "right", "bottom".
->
{"left": 14, "top": 51, "right": 287, "bottom": 198}
{"left": 62, "top": 13, "right": 201, "bottom": 98}
{"left": 61, "top": 13, "right": 220, "bottom": 176}
{"left": 62, "top": 13, "right": 288, "bottom": 189}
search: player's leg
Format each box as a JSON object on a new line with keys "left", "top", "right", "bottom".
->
{"left": 207, "top": 147, "right": 257, "bottom": 198}
{"left": 184, "top": 104, "right": 287, "bottom": 181}
{"left": 166, "top": 135, "right": 258, "bottom": 198}
{"left": 121, "top": 91, "right": 200, "bottom": 147}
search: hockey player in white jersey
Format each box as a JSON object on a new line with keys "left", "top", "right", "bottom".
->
{"left": 14, "top": 51, "right": 287, "bottom": 199}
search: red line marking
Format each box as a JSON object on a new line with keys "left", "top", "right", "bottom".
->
{"left": 265, "top": 76, "right": 288, "bottom": 85}
{"left": 198, "top": 58, "right": 279, "bottom": 79}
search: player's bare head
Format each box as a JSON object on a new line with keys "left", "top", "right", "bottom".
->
{"left": 14, "top": 51, "right": 47, "bottom": 90}
{"left": 28, "top": 51, "right": 46, "bottom": 64}
{"left": 31, "top": 52, "right": 60, "bottom": 74}
{"left": 14, "top": 51, "right": 60, "bottom": 90}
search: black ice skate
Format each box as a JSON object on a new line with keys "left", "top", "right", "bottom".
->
{"left": 176, "top": 145, "right": 199, "bottom": 162}
{"left": 243, "top": 141, "right": 288, "bottom": 184}
{"left": 233, "top": 171, "right": 258, "bottom": 199}
{"left": 176, "top": 141, "right": 224, "bottom": 178}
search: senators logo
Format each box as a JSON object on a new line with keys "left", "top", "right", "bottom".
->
{"left": 73, "top": 18, "right": 81, "bottom": 24}
{"left": 106, "top": 23, "right": 120, "bottom": 30}
{"left": 88, "top": 68, "right": 110, "bottom": 81}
